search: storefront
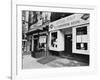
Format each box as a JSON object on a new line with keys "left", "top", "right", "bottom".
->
{"left": 32, "top": 31, "right": 47, "bottom": 52}
{"left": 26, "top": 26, "right": 49, "bottom": 58}
{"left": 49, "top": 13, "right": 90, "bottom": 55}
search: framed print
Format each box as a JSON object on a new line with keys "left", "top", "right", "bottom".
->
{"left": 11, "top": 0, "right": 97, "bottom": 80}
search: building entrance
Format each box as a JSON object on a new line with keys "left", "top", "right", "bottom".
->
{"left": 34, "top": 39, "right": 38, "bottom": 52}
{"left": 64, "top": 34, "right": 72, "bottom": 55}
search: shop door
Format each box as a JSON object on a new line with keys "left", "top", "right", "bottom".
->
{"left": 34, "top": 39, "right": 38, "bottom": 52}
{"left": 64, "top": 34, "right": 72, "bottom": 55}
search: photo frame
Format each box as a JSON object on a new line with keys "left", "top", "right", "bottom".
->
{"left": 11, "top": 0, "right": 97, "bottom": 80}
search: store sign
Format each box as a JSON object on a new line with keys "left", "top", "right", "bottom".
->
{"left": 81, "top": 14, "right": 89, "bottom": 20}
{"left": 56, "top": 20, "right": 81, "bottom": 29}
{"left": 49, "top": 14, "right": 89, "bottom": 31}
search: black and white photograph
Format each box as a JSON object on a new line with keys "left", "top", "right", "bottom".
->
{"left": 0, "top": 0, "right": 99, "bottom": 79}
{"left": 22, "top": 10, "right": 90, "bottom": 69}
{"left": 10, "top": 1, "right": 97, "bottom": 80}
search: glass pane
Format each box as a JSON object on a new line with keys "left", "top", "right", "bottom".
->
{"left": 76, "top": 26, "right": 87, "bottom": 35}
{"left": 51, "top": 32, "right": 57, "bottom": 47}
{"left": 76, "top": 43, "right": 88, "bottom": 50}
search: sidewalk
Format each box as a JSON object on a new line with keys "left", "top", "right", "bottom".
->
{"left": 22, "top": 55, "right": 49, "bottom": 69}
{"left": 22, "top": 54, "right": 88, "bottom": 69}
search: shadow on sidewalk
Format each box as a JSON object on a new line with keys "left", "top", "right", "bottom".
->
{"left": 37, "top": 56, "right": 57, "bottom": 64}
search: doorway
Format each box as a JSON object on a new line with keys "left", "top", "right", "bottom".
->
{"left": 64, "top": 34, "right": 72, "bottom": 55}
{"left": 34, "top": 39, "right": 38, "bottom": 52}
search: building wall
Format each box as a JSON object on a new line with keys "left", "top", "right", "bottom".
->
{"left": 22, "top": 11, "right": 29, "bottom": 52}
{"left": 58, "top": 30, "right": 64, "bottom": 51}
{"left": 29, "top": 11, "right": 51, "bottom": 30}
{"left": 22, "top": 11, "right": 29, "bottom": 33}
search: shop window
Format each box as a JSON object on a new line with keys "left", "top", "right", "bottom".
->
{"left": 84, "top": 43, "right": 88, "bottom": 50}
{"left": 51, "top": 32, "right": 57, "bottom": 48}
{"left": 39, "top": 36, "right": 46, "bottom": 49}
{"left": 76, "top": 43, "right": 88, "bottom": 50}
{"left": 76, "top": 26, "right": 87, "bottom": 35}
{"left": 76, "top": 43, "right": 81, "bottom": 49}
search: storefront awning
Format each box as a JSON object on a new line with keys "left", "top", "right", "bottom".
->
{"left": 26, "top": 22, "right": 49, "bottom": 35}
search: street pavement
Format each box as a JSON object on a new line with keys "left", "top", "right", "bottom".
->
{"left": 22, "top": 54, "right": 88, "bottom": 69}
